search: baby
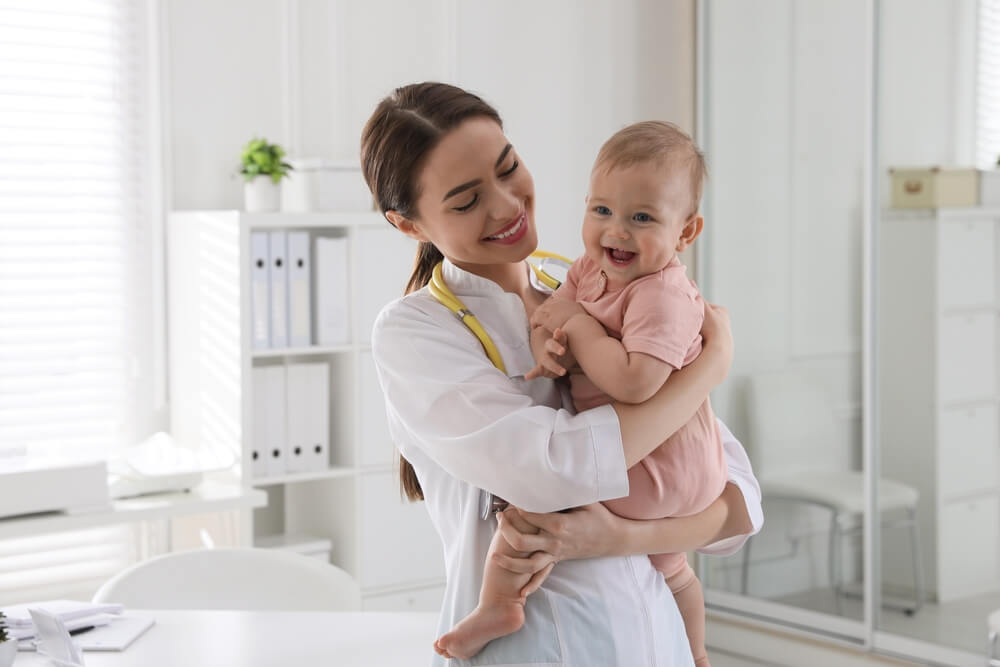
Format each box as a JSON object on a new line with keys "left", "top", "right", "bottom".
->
{"left": 435, "top": 121, "right": 727, "bottom": 667}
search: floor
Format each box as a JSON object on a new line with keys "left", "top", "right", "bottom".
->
{"left": 775, "top": 586, "right": 1000, "bottom": 656}
{"left": 708, "top": 649, "right": 776, "bottom": 666}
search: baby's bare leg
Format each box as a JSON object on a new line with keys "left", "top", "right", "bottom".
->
{"left": 434, "top": 511, "right": 546, "bottom": 660}
{"left": 668, "top": 564, "right": 711, "bottom": 667}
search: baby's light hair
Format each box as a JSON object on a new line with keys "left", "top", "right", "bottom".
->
{"left": 593, "top": 121, "right": 707, "bottom": 217}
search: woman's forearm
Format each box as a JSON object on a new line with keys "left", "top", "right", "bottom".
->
{"left": 611, "top": 483, "right": 753, "bottom": 556}
{"left": 614, "top": 338, "right": 729, "bottom": 468}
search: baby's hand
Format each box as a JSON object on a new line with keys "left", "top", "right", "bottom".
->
{"left": 530, "top": 297, "right": 587, "bottom": 333}
{"left": 526, "top": 328, "right": 575, "bottom": 380}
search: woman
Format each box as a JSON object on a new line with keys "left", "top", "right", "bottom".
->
{"left": 364, "top": 82, "right": 762, "bottom": 666}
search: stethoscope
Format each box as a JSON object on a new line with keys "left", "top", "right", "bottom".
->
{"left": 427, "top": 249, "right": 573, "bottom": 519}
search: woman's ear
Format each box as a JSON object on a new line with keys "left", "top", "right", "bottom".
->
{"left": 675, "top": 214, "right": 704, "bottom": 252}
{"left": 385, "top": 210, "right": 428, "bottom": 242}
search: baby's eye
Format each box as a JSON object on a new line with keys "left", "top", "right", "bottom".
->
{"left": 593, "top": 205, "right": 612, "bottom": 216}
{"left": 632, "top": 212, "right": 652, "bottom": 223}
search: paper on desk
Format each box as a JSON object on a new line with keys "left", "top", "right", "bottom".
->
{"left": 10, "top": 613, "right": 115, "bottom": 640}
{"left": 1, "top": 600, "right": 123, "bottom": 627}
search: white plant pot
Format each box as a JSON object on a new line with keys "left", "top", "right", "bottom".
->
{"left": 244, "top": 176, "right": 281, "bottom": 212}
{"left": 0, "top": 640, "right": 16, "bottom": 667}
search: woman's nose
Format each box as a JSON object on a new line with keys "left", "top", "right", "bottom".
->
{"left": 487, "top": 184, "right": 521, "bottom": 222}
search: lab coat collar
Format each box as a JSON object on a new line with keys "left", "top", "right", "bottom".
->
{"left": 439, "top": 258, "right": 538, "bottom": 378}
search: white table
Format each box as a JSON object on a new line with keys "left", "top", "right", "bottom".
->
{"left": 14, "top": 610, "right": 440, "bottom": 667}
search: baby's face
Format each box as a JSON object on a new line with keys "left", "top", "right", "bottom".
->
{"left": 583, "top": 162, "right": 695, "bottom": 289}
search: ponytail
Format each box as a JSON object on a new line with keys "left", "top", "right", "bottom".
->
{"left": 397, "top": 241, "right": 443, "bottom": 501}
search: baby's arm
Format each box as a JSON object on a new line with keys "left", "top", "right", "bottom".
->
{"left": 562, "top": 314, "right": 673, "bottom": 404}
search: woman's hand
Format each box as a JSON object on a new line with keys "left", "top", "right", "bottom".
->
{"left": 494, "top": 503, "right": 624, "bottom": 568}
{"left": 699, "top": 301, "right": 733, "bottom": 384}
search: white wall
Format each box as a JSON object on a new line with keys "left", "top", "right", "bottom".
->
{"left": 166, "top": 0, "right": 695, "bottom": 259}
{"left": 702, "top": 0, "right": 977, "bottom": 599}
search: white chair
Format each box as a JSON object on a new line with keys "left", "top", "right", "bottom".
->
{"left": 93, "top": 547, "right": 361, "bottom": 611}
{"left": 740, "top": 370, "right": 923, "bottom": 615}
{"left": 989, "top": 608, "right": 1000, "bottom": 666}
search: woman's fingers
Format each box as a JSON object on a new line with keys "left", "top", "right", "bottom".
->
{"left": 492, "top": 548, "right": 556, "bottom": 575}
{"left": 520, "top": 561, "right": 556, "bottom": 598}
{"left": 497, "top": 511, "right": 560, "bottom": 554}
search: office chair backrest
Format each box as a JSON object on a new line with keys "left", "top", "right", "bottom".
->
{"left": 92, "top": 547, "right": 361, "bottom": 611}
{"left": 745, "top": 369, "right": 844, "bottom": 478}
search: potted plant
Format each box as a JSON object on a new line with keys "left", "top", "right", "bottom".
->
{"left": 0, "top": 610, "right": 15, "bottom": 667}
{"left": 239, "top": 138, "right": 293, "bottom": 212}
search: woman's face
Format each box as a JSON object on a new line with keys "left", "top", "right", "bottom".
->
{"left": 396, "top": 117, "right": 537, "bottom": 271}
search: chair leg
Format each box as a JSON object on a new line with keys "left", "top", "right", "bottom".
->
{"left": 906, "top": 506, "right": 924, "bottom": 616}
{"left": 829, "top": 511, "right": 842, "bottom": 616}
{"left": 741, "top": 534, "right": 752, "bottom": 596}
{"left": 990, "top": 630, "right": 999, "bottom": 665}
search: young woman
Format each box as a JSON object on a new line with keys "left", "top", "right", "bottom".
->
{"left": 363, "top": 82, "right": 762, "bottom": 666}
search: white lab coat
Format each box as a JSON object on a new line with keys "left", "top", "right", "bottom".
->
{"left": 371, "top": 259, "right": 763, "bottom": 667}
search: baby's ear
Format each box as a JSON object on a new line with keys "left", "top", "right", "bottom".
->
{"left": 675, "top": 214, "right": 704, "bottom": 252}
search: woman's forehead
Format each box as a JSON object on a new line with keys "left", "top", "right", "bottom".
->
{"left": 421, "top": 118, "right": 509, "bottom": 187}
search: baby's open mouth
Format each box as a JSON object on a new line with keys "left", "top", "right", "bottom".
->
{"left": 605, "top": 247, "right": 636, "bottom": 265}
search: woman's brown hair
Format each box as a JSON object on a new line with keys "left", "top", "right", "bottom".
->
{"left": 360, "top": 82, "right": 503, "bottom": 501}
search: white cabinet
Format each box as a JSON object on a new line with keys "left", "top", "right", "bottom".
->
{"left": 167, "top": 211, "right": 445, "bottom": 608}
{"left": 880, "top": 208, "right": 1000, "bottom": 602}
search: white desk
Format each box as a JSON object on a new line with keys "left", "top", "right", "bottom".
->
{"left": 14, "top": 610, "right": 440, "bottom": 667}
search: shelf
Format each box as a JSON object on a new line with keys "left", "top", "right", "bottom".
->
{"left": 253, "top": 344, "right": 354, "bottom": 359}
{"left": 251, "top": 467, "right": 355, "bottom": 487}
{"left": 242, "top": 211, "right": 385, "bottom": 230}
{"left": 0, "top": 480, "right": 267, "bottom": 540}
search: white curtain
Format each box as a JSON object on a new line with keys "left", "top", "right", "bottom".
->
{"left": 0, "top": 0, "right": 155, "bottom": 604}
{"left": 978, "top": 0, "right": 1000, "bottom": 168}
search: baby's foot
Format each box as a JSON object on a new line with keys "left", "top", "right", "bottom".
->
{"left": 433, "top": 600, "right": 525, "bottom": 660}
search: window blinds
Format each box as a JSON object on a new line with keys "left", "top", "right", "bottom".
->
{"left": 0, "top": 0, "right": 149, "bottom": 604}
{"left": 978, "top": 0, "right": 1000, "bottom": 168}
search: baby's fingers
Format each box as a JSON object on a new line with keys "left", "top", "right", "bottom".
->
{"left": 544, "top": 337, "right": 566, "bottom": 358}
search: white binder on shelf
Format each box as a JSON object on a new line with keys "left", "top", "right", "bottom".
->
{"left": 250, "top": 232, "right": 271, "bottom": 349}
{"left": 285, "top": 363, "right": 312, "bottom": 474}
{"left": 305, "top": 362, "right": 331, "bottom": 471}
{"left": 287, "top": 231, "right": 312, "bottom": 348}
{"left": 269, "top": 231, "right": 289, "bottom": 349}
{"left": 252, "top": 365, "right": 287, "bottom": 478}
{"left": 315, "top": 236, "right": 349, "bottom": 345}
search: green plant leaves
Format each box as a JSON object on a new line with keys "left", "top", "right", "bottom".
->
{"left": 239, "top": 137, "right": 293, "bottom": 183}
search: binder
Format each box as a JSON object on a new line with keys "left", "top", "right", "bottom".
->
{"left": 287, "top": 231, "right": 312, "bottom": 348}
{"left": 250, "top": 366, "right": 270, "bottom": 478}
{"left": 253, "top": 365, "right": 287, "bottom": 478}
{"left": 269, "top": 231, "right": 289, "bottom": 348}
{"left": 284, "top": 363, "right": 312, "bottom": 474}
{"left": 304, "top": 362, "right": 331, "bottom": 471}
{"left": 250, "top": 232, "right": 271, "bottom": 349}
{"left": 315, "top": 236, "right": 349, "bottom": 345}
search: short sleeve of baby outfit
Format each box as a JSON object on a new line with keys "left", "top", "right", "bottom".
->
{"left": 621, "top": 274, "right": 704, "bottom": 370}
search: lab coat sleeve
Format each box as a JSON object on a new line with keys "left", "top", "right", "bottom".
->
{"left": 696, "top": 418, "right": 764, "bottom": 556}
{"left": 371, "top": 297, "right": 630, "bottom": 514}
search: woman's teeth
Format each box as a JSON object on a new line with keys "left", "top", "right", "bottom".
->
{"left": 487, "top": 216, "right": 523, "bottom": 240}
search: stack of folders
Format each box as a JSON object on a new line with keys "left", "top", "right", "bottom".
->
{"left": 250, "top": 231, "right": 350, "bottom": 350}
{"left": 4, "top": 600, "right": 153, "bottom": 651}
{"left": 251, "top": 362, "right": 330, "bottom": 478}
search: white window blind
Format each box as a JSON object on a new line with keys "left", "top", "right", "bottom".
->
{"left": 0, "top": 0, "right": 152, "bottom": 604}
{"left": 978, "top": 0, "right": 1000, "bottom": 168}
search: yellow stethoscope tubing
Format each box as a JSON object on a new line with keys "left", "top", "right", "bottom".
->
{"left": 428, "top": 251, "right": 572, "bottom": 375}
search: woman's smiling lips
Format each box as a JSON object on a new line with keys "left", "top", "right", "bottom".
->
{"left": 483, "top": 211, "right": 527, "bottom": 245}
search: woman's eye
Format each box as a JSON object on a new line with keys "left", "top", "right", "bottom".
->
{"left": 594, "top": 206, "right": 612, "bottom": 216}
{"left": 455, "top": 194, "right": 478, "bottom": 212}
{"left": 498, "top": 160, "right": 519, "bottom": 177}
{"left": 633, "top": 212, "right": 652, "bottom": 223}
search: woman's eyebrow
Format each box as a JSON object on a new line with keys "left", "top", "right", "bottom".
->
{"left": 442, "top": 144, "right": 514, "bottom": 202}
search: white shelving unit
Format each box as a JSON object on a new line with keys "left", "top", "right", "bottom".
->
{"left": 879, "top": 206, "right": 1000, "bottom": 602}
{"left": 167, "top": 210, "right": 446, "bottom": 611}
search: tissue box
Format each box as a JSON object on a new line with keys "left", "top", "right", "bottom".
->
{"left": 0, "top": 459, "right": 108, "bottom": 518}
{"left": 981, "top": 169, "right": 1000, "bottom": 207}
{"left": 890, "top": 167, "right": 979, "bottom": 209}
{"left": 282, "top": 158, "right": 374, "bottom": 212}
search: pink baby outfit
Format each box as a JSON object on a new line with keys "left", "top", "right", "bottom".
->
{"left": 555, "top": 254, "right": 728, "bottom": 585}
